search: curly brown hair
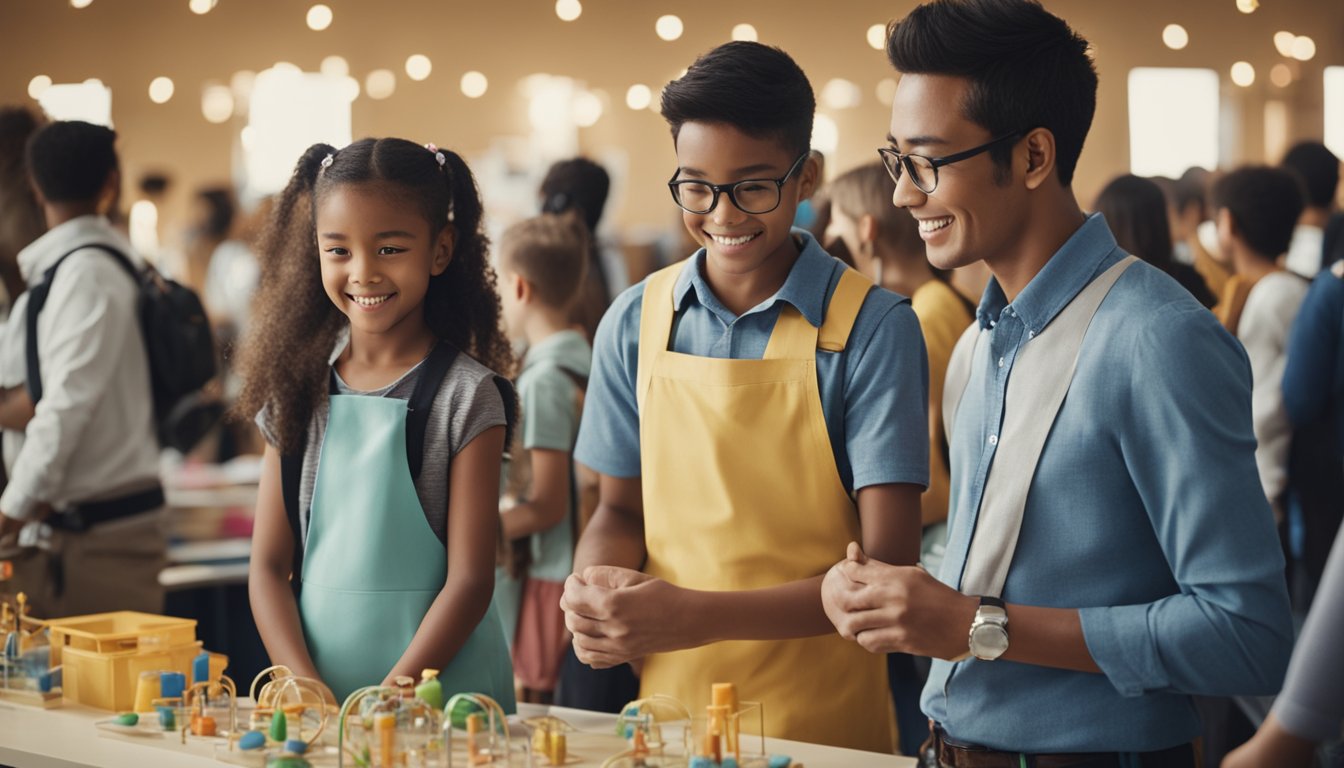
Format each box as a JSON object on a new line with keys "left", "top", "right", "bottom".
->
{"left": 234, "top": 138, "right": 515, "bottom": 455}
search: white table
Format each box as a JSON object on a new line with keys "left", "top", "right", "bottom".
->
{"left": 0, "top": 699, "right": 916, "bottom": 767}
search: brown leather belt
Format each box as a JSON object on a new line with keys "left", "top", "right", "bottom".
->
{"left": 923, "top": 725, "right": 1198, "bottom": 768}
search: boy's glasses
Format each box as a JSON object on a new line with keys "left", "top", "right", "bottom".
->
{"left": 877, "top": 130, "right": 1027, "bottom": 194}
{"left": 668, "top": 151, "right": 810, "bottom": 215}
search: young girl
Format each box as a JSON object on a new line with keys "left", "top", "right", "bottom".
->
{"left": 238, "top": 138, "right": 517, "bottom": 709}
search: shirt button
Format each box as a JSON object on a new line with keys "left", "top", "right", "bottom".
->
{"left": 1028, "top": 330, "right": 1036, "bottom": 339}
{"left": 998, "top": 357, "right": 1005, "bottom": 368}
{"left": 988, "top": 434, "right": 998, "bottom": 446}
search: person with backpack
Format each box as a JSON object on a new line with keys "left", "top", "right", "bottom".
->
{"left": 495, "top": 212, "right": 594, "bottom": 705}
{"left": 0, "top": 121, "right": 167, "bottom": 618}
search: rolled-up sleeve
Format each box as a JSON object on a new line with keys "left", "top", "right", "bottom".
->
{"left": 1079, "top": 302, "right": 1294, "bottom": 697}
{"left": 843, "top": 298, "right": 929, "bottom": 491}
{"left": 573, "top": 284, "right": 644, "bottom": 479}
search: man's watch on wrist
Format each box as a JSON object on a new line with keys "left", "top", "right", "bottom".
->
{"left": 966, "top": 595, "right": 1009, "bottom": 661}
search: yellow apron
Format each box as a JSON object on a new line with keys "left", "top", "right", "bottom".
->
{"left": 635, "top": 261, "right": 894, "bottom": 752}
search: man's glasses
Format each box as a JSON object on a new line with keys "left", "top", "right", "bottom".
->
{"left": 668, "top": 151, "right": 810, "bottom": 215}
{"left": 877, "top": 130, "right": 1027, "bottom": 194}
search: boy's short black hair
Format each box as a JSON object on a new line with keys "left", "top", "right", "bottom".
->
{"left": 1280, "top": 141, "right": 1340, "bottom": 209}
{"left": 26, "top": 120, "right": 118, "bottom": 204}
{"left": 1212, "top": 166, "right": 1305, "bottom": 260}
{"left": 660, "top": 41, "right": 814, "bottom": 158}
{"left": 886, "top": 0, "right": 1097, "bottom": 186}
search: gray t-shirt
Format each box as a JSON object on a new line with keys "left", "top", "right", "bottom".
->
{"left": 259, "top": 338, "right": 507, "bottom": 545}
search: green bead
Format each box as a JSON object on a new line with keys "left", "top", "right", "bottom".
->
{"left": 270, "top": 708, "right": 287, "bottom": 742}
{"left": 447, "top": 697, "right": 483, "bottom": 729}
{"left": 114, "top": 712, "right": 139, "bottom": 726}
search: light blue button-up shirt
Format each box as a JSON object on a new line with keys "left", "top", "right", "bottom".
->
{"left": 922, "top": 213, "right": 1294, "bottom": 753}
{"left": 574, "top": 229, "right": 929, "bottom": 495}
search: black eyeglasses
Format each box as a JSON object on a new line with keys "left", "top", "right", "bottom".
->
{"left": 877, "top": 130, "right": 1027, "bottom": 194}
{"left": 668, "top": 151, "right": 810, "bottom": 215}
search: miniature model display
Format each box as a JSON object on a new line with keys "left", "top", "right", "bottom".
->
{"left": 0, "top": 587, "right": 61, "bottom": 708}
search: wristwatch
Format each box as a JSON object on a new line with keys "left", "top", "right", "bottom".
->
{"left": 967, "top": 596, "right": 1009, "bottom": 661}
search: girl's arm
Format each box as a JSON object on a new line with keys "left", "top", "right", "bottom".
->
{"left": 248, "top": 443, "right": 321, "bottom": 680}
{"left": 499, "top": 448, "right": 571, "bottom": 540}
{"left": 385, "top": 425, "right": 506, "bottom": 683}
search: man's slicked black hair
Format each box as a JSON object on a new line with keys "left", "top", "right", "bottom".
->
{"left": 886, "top": 0, "right": 1097, "bottom": 186}
{"left": 1280, "top": 141, "right": 1340, "bottom": 209}
{"left": 1212, "top": 166, "right": 1305, "bottom": 260}
{"left": 660, "top": 41, "right": 814, "bottom": 158}
{"left": 26, "top": 120, "right": 118, "bottom": 204}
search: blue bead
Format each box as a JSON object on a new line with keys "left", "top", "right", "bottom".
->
{"left": 239, "top": 730, "right": 266, "bottom": 750}
{"left": 767, "top": 755, "right": 793, "bottom": 768}
{"left": 689, "top": 757, "right": 715, "bottom": 768}
{"left": 722, "top": 758, "right": 739, "bottom": 768}
{"left": 285, "top": 739, "right": 307, "bottom": 754}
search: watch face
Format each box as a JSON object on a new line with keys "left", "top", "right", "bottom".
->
{"left": 971, "top": 625, "right": 1009, "bottom": 661}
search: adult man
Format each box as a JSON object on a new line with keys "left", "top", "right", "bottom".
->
{"left": 822, "top": 1, "right": 1293, "bottom": 763}
{"left": 0, "top": 121, "right": 165, "bottom": 618}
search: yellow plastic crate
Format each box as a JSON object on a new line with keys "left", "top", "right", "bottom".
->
{"left": 43, "top": 612, "right": 201, "bottom": 711}
{"left": 61, "top": 640, "right": 204, "bottom": 711}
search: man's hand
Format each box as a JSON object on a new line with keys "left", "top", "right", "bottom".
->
{"left": 822, "top": 541, "right": 978, "bottom": 659}
{"left": 561, "top": 565, "right": 697, "bottom": 669}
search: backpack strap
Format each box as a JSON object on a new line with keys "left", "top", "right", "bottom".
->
{"left": 280, "top": 440, "right": 306, "bottom": 597}
{"left": 405, "top": 342, "right": 460, "bottom": 482}
{"left": 25, "top": 243, "right": 138, "bottom": 404}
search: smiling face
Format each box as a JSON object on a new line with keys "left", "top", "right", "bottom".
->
{"left": 315, "top": 182, "right": 451, "bottom": 343}
{"left": 673, "top": 121, "right": 817, "bottom": 282}
{"left": 887, "top": 74, "right": 1030, "bottom": 272}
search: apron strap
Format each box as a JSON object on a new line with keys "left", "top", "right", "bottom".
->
{"left": 818, "top": 268, "right": 873, "bottom": 353}
{"left": 763, "top": 267, "right": 874, "bottom": 360}
{"left": 636, "top": 261, "right": 689, "bottom": 411}
{"left": 959, "top": 255, "right": 1138, "bottom": 598}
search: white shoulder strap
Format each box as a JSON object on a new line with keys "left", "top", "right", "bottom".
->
{"left": 942, "top": 322, "right": 983, "bottom": 448}
{"left": 960, "top": 256, "right": 1138, "bottom": 598}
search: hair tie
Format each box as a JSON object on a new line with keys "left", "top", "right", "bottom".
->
{"left": 320, "top": 153, "right": 334, "bottom": 171}
{"left": 424, "top": 142, "right": 447, "bottom": 169}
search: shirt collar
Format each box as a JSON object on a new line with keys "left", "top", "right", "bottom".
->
{"left": 17, "top": 215, "right": 133, "bottom": 283}
{"left": 672, "top": 228, "right": 836, "bottom": 327}
{"left": 976, "top": 212, "right": 1120, "bottom": 334}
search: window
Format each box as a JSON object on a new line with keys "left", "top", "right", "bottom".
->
{"left": 1326, "top": 67, "right": 1344, "bottom": 160}
{"left": 38, "top": 80, "right": 113, "bottom": 127}
{"left": 241, "top": 67, "right": 352, "bottom": 198}
{"left": 1127, "top": 68, "right": 1219, "bottom": 178}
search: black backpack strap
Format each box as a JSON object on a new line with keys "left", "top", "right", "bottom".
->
{"left": 406, "top": 342, "right": 460, "bottom": 483}
{"left": 283, "top": 376, "right": 340, "bottom": 597}
{"left": 25, "top": 243, "right": 139, "bottom": 404}
{"left": 494, "top": 375, "right": 517, "bottom": 452}
{"left": 280, "top": 439, "right": 306, "bottom": 598}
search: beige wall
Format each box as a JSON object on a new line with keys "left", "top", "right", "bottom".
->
{"left": 2, "top": 0, "right": 1340, "bottom": 241}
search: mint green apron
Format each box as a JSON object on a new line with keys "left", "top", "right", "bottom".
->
{"left": 298, "top": 384, "right": 516, "bottom": 709}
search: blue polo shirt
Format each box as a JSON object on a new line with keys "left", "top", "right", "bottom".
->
{"left": 574, "top": 229, "right": 929, "bottom": 495}
{"left": 923, "top": 213, "right": 1294, "bottom": 752}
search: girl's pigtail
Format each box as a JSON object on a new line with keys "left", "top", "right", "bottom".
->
{"left": 232, "top": 142, "right": 342, "bottom": 455}
{"left": 434, "top": 150, "right": 513, "bottom": 373}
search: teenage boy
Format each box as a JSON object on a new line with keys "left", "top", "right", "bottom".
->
{"left": 0, "top": 121, "right": 165, "bottom": 618}
{"left": 821, "top": 0, "right": 1294, "bottom": 763}
{"left": 560, "top": 41, "right": 928, "bottom": 751}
